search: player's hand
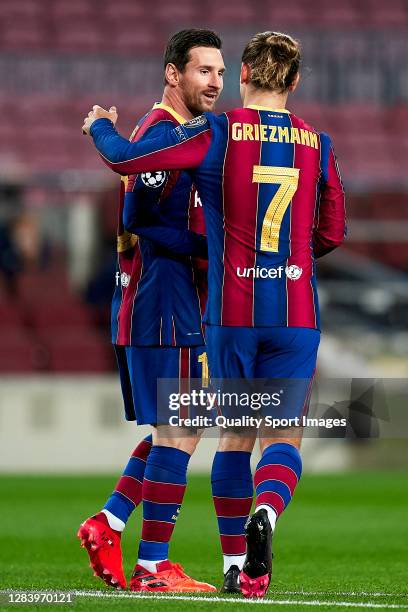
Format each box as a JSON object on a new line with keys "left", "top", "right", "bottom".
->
{"left": 82, "top": 105, "right": 118, "bottom": 135}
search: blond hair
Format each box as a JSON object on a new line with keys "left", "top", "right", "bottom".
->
{"left": 241, "top": 31, "right": 301, "bottom": 92}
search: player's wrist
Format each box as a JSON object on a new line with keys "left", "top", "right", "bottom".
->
{"left": 89, "top": 117, "right": 115, "bottom": 136}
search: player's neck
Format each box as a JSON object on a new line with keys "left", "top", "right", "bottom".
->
{"left": 161, "top": 88, "right": 195, "bottom": 122}
{"left": 243, "top": 87, "right": 289, "bottom": 112}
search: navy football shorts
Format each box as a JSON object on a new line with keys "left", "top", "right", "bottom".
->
{"left": 114, "top": 345, "right": 208, "bottom": 426}
{"left": 205, "top": 325, "right": 320, "bottom": 421}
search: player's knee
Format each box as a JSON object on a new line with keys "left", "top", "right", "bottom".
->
{"left": 217, "top": 431, "right": 256, "bottom": 452}
{"left": 153, "top": 428, "right": 202, "bottom": 455}
{"left": 259, "top": 433, "right": 302, "bottom": 453}
{"left": 159, "top": 438, "right": 198, "bottom": 455}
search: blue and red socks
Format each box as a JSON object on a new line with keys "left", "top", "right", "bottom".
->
{"left": 254, "top": 442, "right": 302, "bottom": 531}
{"left": 137, "top": 445, "right": 190, "bottom": 570}
{"left": 211, "top": 451, "right": 253, "bottom": 573}
{"left": 101, "top": 434, "right": 153, "bottom": 531}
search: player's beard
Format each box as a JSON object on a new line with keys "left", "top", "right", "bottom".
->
{"left": 184, "top": 88, "right": 219, "bottom": 115}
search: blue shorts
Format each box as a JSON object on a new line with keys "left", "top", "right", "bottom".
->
{"left": 114, "top": 345, "right": 207, "bottom": 426}
{"left": 205, "top": 326, "right": 320, "bottom": 420}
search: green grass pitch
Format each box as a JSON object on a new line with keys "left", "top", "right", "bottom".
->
{"left": 0, "top": 471, "right": 407, "bottom": 611}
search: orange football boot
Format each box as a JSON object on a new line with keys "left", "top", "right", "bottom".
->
{"left": 77, "top": 513, "right": 126, "bottom": 590}
{"left": 130, "top": 560, "right": 216, "bottom": 592}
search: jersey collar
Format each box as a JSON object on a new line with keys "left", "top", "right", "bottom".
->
{"left": 153, "top": 102, "right": 187, "bottom": 124}
{"left": 246, "top": 104, "right": 290, "bottom": 113}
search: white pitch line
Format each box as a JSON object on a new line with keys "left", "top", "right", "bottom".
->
{"left": 74, "top": 590, "right": 408, "bottom": 609}
{"left": 274, "top": 591, "right": 408, "bottom": 599}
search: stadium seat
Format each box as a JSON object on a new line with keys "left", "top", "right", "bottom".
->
{"left": 0, "top": 330, "right": 44, "bottom": 372}
{"left": 265, "top": 3, "right": 313, "bottom": 26}
{"left": 102, "top": 1, "right": 148, "bottom": 22}
{"left": 28, "top": 300, "right": 94, "bottom": 331}
{"left": 0, "top": 0, "right": 44, "bottom": 20}
{"left": 323, "top": 104, "right": 386, "bottom": 133}
{"left": 389, "top": 105, "right": 408, "bottom": 130}
{"left": 154, "top": 0, "right": 201, "bottom": 24}
{"left": 310, "top": 0, "right": 363, "bottom": 26}
{"left": 289, "top": 103, "right": 330, "bottom": 132}
{"left": 0, "top": 302, "right": 26, "bottom": 327}
{"left": 50, "top": 0, "right": 96, "bottom": 22}
{"left": 0, "top": 121, "right": 16, "bottom": 144}
{"left": 16, "top": 268, "right": 71, "bottom": 303}
{"left": 41, "top": 329, "right": 115, "bottom": 372}
{"left": 364, "top": 0, "right": 408, "bottom": 27}
{"left": 0, "top": 22, "right": 47, "bottom": 51}
{"left": 207, "top": 0, "right": 256, "bottom": 24}
{"left": 111, "top": 24, "right": 164, "bottom": 54}
{"left": 53, "top": 26, "right": 105, "bottom": 53}
{"left": 17, "top": 95, "right": 76, "bottom": 124}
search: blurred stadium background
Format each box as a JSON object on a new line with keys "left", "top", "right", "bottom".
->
{"left": 0, "top": 0, "right": 408, "bottom": 474}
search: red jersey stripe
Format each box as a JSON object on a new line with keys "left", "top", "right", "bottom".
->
{"left": 286, "top": 115, "right": 321, "bottom": 328}
{"left": 221, "top": 110, "right": 260, "bottom": 325}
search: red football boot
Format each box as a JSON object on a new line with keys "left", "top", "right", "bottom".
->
{"left": 77, "top": 513, "right": 126, "bottom": 590}
{"left": 130, "top": 560, "right": 216, "bottom": 592}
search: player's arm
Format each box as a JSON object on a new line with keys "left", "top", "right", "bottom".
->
{"left": 123, "top": 189, "right": 207, "bottom": 258}
{"left": 313, "top": 134, "right": 347, "bottom": 259}
{"left": 126, "top": 223, "right": 208, "bottom": 258}
{"left": 89, "top": 116, "right": 212, "bottom": 176}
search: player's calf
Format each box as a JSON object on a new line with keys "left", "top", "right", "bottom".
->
{"left": 211, "top": 448, "right": 254, "bottom": 593}
{"left": 240, "top": 441, "right": 302, "bottom": 598}
{"left": 103, "top": 434, "right": 153, "bottom": 526}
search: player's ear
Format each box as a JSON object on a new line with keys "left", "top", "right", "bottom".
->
{"left": 165, "top": 63, "right": 179, "bottom": 87}
{"left": 288, "top": 72, "right": 300, "bottom": 92}
{"left": 240, "top": 63, "right": 251, "bottom": 84}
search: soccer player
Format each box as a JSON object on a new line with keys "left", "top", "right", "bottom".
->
{"left": 78, "top": 29, "right": 225, "bottom": 593}
{"left": 83, "top": 31, "right": 346, "bottom": 598}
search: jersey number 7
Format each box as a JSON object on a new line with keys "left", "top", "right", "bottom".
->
{"left": 252, "top": 165, "right": 300, "bottom": 252}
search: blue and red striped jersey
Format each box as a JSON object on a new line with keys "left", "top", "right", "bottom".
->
{"left": 92, "top": 105, "right": 346, "bottom": 330}
{"left": 111, "top": 103, "right": 207, "bottom": 346}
